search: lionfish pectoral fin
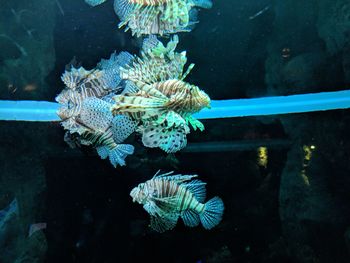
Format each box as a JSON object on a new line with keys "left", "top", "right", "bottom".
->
{"left": 61, "top": 67, "right": 94, "bottom": 90}
{"left": 156, "top": 111, "right": 186, "bottom": 128}
{"left": 181, "top": 210, "right": 200, "bottom": 227}
{"left": 141, "top": 35, "right": 161, "bottom": 53}
{"left": 111, "top": 115, "right": 138, "bottom": 143}
{"left": 143, "top": 201, "right": 160, "bottom": 216}
{"left": 161, "top": 174, "right": 198, "bottom": 183}
{"left": 140, "top": 123, "right": 188, "bottom": 153}
{"left": 113, "top": 95, "right": 167, "bottom": 112}
{"left": 61, "top": 119, "right": 87, "bottom": 135}
{"left": 187, "top": 116, "right": 205, "bottom": 131}
{"left": 181, "top": 63, "right": 195, "bottom": 80}
{"left": 97, "top": 51, "right": 134, "bottom": 90}
{"left": 149, "top": 214, "right": 179, "bottom": 233}
{"left": 121, "top": 81, "right": 140, "bottom": 95}
{"left": 152, "top": 170, "right": 174, "bottom": 179}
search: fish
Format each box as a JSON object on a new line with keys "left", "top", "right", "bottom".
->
{"left": 112, "top": 36, "right": 210, "bottom": 153}
{"left": 114, "top": 0, "right": 192, "bottom": 36}
{"left": 85, "top": 0, "right": 212, "bottom": 36}
{"left": 56, "top": 66, "right": 112, "bottom": 133}
{"left": 130, "top": 171, "right": 224, "bottom": 233}
{"left": 138, "top": 123, "right": 190, "bottom": 153}
{"left": 56, "top": 51, "right": 137, "bottom": 167}
{"left": 96, "top": 51, "right": 134, "bottom": 90}
{"left": 57, "top": 51, "right": 133, "bottom": 126}
{"left": 77, "top": 97, "right": 137, "bottom": 167}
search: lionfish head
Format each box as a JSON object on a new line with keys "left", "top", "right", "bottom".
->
{"left": 130, "top": 183, "right": 148, "bottom": 204}
{"left": 55, "top": 89, "right": 78, "bottom": 120}
{"left": 191, "top": 86, "right": 211, "bottom": 112}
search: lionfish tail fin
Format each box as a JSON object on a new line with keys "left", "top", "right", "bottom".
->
{"left": 181, "top": 210, "right": 200, "bottom": 227}
{"left": 108, "top": 144, "right": 135, "bottom": 167}
{"left": 199, "top": 197, "right": 224, "bottom": 230}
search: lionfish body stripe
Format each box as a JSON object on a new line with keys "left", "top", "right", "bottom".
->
{"left": 152, "top": 80, "right": 210, "bottom": 114}
{"left": 130, "top": 171, "right": 224, "bottom": 232}
{"left": 144, "top": 179, "right": 205, "bottom": 213}
{"left": 82, "top": 128, "right": 116, "bottom": 149}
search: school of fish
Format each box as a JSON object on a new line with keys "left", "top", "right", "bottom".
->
{"left": 55, "top": 0, "right": 224, "bottom": 233}
{"left": 56, "top": 35, "right": 210, "bottom": 166}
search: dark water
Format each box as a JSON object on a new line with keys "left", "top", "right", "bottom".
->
{"left": 1, "top": 0, "right": 350, "bottom": 262}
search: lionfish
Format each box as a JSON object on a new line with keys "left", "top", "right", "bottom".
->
{"left": 130, "top": 171, "right": 224, "bottom": 233}
{"left": 111, "top": 35, "right": 211, "bottom": 153}
{"left": 56, "top": 52, "right": 138, "bottom": 167}
{"left": 85, "top": 0, "right": 213, "bottom": 36}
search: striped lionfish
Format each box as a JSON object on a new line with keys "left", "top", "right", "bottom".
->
{"left": 130, "top": 171, "right": 224, "bottom": 233}
{"left": 56, "top": 52, "right": 138, "bottom": 167}
{"left": 111, "top": 35, "right": 211, "bottom": 153}
{"left": 84, "top": 0, "right": 213, "bottom": 36}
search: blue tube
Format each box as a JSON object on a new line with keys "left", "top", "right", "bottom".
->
{"left": 1, "top": 90, "right": 350, "bottom": 122}
{"left": 0, "top": 100, "right": 60, "bottom": 122}
{"left": 194, "top": 90, "right": 350, "bottom": 119}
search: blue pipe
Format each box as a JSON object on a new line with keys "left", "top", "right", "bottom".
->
{"left": 0, "top": 100, "right": 60, "bottom": 121}
{"left": 194, "top": 90, "right": 350, "bottom": 119}
{"left": 1, "top": 90, "right": 350, "bottom": 122}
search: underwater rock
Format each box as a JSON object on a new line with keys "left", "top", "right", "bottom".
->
{"left": 317, "top": 0, "right": 350, "bottom": 55}
{"left": 279, "top": 137, "right": 350, "bottom": 262}
{"left": 281, "top": 52, "right": 326, "bottom": 93}
{"left": 0, "top": 122, "right": 50, "bottom": 263}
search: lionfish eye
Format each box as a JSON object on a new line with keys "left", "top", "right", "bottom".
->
{"left": 68, "top": 100, "right": 73, "bottom": 109}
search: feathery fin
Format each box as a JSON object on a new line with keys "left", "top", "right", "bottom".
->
{"left": 200, "top": 197, "right": 224, "bottom": 230}
{"left": 182, "top": 179, "right": 206, "bottom": 203}
{"left": 181, "top": 210, "right": 200, "bottom": 227}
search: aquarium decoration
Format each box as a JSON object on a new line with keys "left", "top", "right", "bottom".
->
{"left": 84, "top": 0, "right": 213, "bottom": 36}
